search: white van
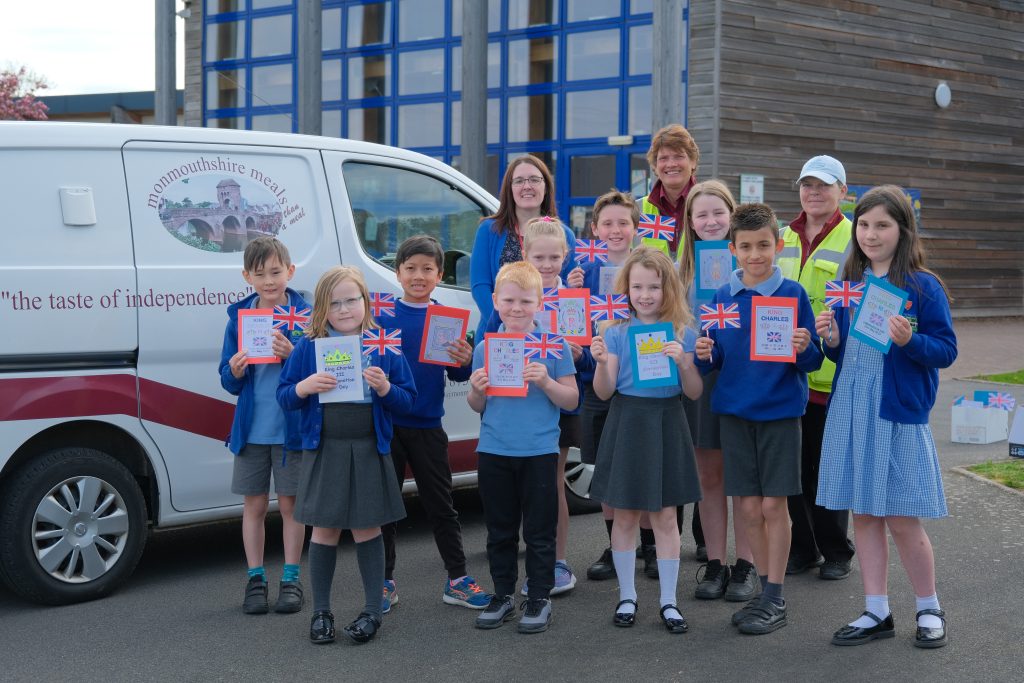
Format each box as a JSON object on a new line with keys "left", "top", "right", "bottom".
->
{"left": 0, "top": 122, "right": 599, "bottom": 605}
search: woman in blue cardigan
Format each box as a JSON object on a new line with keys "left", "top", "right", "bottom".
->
{"left": 470, "top": 155, "right": 575, "bottom": 341}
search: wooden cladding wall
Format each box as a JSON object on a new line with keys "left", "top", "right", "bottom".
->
{"left": 688, "top": 0, "right": 1024, "bottom": 314}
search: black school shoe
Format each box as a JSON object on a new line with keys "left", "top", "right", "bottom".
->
{"left": 641, "top": 544, "right": 659, "bottom": 579}
{"left": 725, "top": 559, "right": 759, "bottom": 602}
{"left": 694, "top": 561, "right": 730, "bottom": 600}
{"left": 914, "top": 609, "right": 948, "bottom": 649}
{"left": 737, "top": 598, "right": 787, "bottom": 635}
{"left": 343, "top": 612, "right": 382, "bottom": 644}
{"left": 785, "top": 555, "right": 823, "bottom": 575}
{"left": 309, "top": 610, "right": 336, "bottom": 644}
{"left": 831, "top": 611, "right": 895, "bottom": 646}
{"left": 242, "top": 576, "right": 269, "bottom": 615}
{"left": 274, "top": 580, "right": 304, "bottom": 613}
{"left": 587, "top": 547, "right": 616, "bottom": 581}
{"left": 819, "top": 560, "right": 852, "bottom": 581}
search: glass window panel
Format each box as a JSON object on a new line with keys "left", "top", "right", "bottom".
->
{"left": 206, "top": 0, "right": 241, "bottom": 15}
{"left": 206, "top": 69, "right": 245, "bottom": 110}
{"left": 348, "top": 2, "right": 391, "bottom": 47}
{"left": 323, "top": 59, "right": 342, "bottom": 101}
{"left": 508, "top": 0, "right": 557, "bottom": 30}
{"left": 323, "top": 8, "right": 342, "bottom": 51}
{"left": 206, "top": 116, "right": 243, "bottom": 128}
{"left": 322, "top": 109, "right": 342, "bottom": 138}
{"left": 630, "top": 0, "right": 653, "bottom": 14}
{"left": 348, "top": 54, "right": 391, "bottom": 99}
{"left": 251, "top": 63, "right": 293, "bottom": 106}
{"left": 348, "top": 107, "right": 391, "bottom": 144}
{"left": 565, "top": 89, "right": 618, "bottom": 138}
{"left": 627, "top": 84, "right": 651, "bottom": 135}
{"left": 251, "top": 113, "right": 293, "bottom": 133}
{"left": 567, "top": 0, "right": 619, "bottom": 22}
{"left": 507, "top": 94, "right": 556, "bottom": 142}
{"left": 251, "top": 14, "right": 292, "bottom": 58}
{"left": 507, "top": 36, "right": 557, "bottom": 87}
{"left": 450, "top": 43, "right": 501, "bottom": 91}
{"left": 398, "top": 48, "right": 445, "bottom": 95}
{"left": 570, "top": 154, "right": 616, "bottom": 197}
{"left": 398, "top": 0, "right": 444, "bottom": 42}
{"left": 206, "top": 20, "right": 245, "bottom": 62}
{"left": 566, "top": 29, "right": 619, "bottom": 81}
{"left": 450, "top": 98, "right": 500, "bottom": 145}
{"left": 451, "top": 0, "right": 502, "bottom": 36}
{"left": 252, "top": 0, "right": 290, "bottom": 9}
{"left": 398, "top": 102, "right": 444, "bottom": 147}
{"left": 342, "top": 162, "right": 488, "bottom": 278}
{"left": 630, "top": 153, "right": 653, "bottom": 197}
{"left": 629, "top": 25, "right": 652, "bottom": 75}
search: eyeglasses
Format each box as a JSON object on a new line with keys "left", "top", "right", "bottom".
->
{"left": 511, "top": 176, "right": 544, "bottom": 187}
{"left": 329, "top": 296, "right": 364, "bottom": 312}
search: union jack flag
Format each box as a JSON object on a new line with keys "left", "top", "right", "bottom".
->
{"left": 637, "top": 213, "right": 676, "bottom": 242}
{"left": 543, "top": 287, "right": 560, "bottom": 311}
{"left": 272, "top": 305, "right": 310, "bottom": 331}
{"left": 369, "top": 292, "right": 396, "bottom": 318}
{"left": 699, "top": 303, "right": 742, "bottom": 331}
{"left": 362, "top": 328, "right": 403, "bottom": 356}
{"left": 986, "top": 392, "right": 1016, "bottom": 411}
{"left": 767, "top": 331, "right": 782, "bottom": 343}
{"left": 523, "top": 333, "right": 564, "bottom": 359}
{"left": 590, "top": 294, "right": 631, "bottom": 322}
{"left": 824, "top": 280, "right": 865, "bottom": 308}
{"left": 574, "top": 239, "right": 609, "bottom": 264}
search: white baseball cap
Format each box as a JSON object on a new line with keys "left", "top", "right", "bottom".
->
{"left": 798, "top": 155, "right": 846, "bottom": 185}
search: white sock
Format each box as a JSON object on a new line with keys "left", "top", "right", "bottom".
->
{"left": 612, "top": 550, "right": 637, "bottom": 614}
{"left": 916, "top": 594, "right": 942, "bottom": 628}
{"left": 850, "top": 594, "right": 890, "bottom": 627}
{"left": 657, "top": 559, "right": 682, "bottom": 620}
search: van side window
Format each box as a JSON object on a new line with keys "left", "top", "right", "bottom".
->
{"left": 342, "top": 162, "right": 486, "bottom": 288}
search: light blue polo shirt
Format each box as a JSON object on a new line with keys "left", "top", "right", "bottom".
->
{"left": 604, "top": 317, "right": 697, "bottom": 398}
{"left": 473, "top": 324, "right": 576, "bottom": 457}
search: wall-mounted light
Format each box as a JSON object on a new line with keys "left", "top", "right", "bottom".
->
{"left": 935, "top": 82, "right": 951, "bottom": 109}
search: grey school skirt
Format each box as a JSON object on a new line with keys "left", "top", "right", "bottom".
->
{"left": 294, "top": 403, "right": 406, "bottom": 530}
{"left": 682, "top": 369, "right": 722, "bottom": 450}
{"left": 591, "top": 393, "right": 702, "bottom": 511}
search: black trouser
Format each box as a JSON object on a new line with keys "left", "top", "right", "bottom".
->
{"left": 383, "top": 426, "right": 467, "bottom": 580}
{"left": 477, "top": 451, "right": 557, "bottom": 600}
{"left": 787, "top": 402, "right": 855, "bottom": 563}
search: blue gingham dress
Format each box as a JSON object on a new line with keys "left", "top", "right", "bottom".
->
{"left": 817, "top": 335, "right": 947, "bottom": 518}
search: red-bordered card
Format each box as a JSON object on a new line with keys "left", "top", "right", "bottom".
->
{"left": 419, "top": 305, "right": 471, "bottom": 367}
{"left": 749, "top": 296, "right": 798, "bottom": 363}
{"left": 556, "top": 288, "right": 592, "bottom": 345}
{"left": 484, "top": 333, "right": 528, "bottom": 397}
{"left": 237, "top": 308, "right": 279, "bottom": 364}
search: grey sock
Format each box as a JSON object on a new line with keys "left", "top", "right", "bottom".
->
{"left": 355, "top": 534, "right": 386, "bottom": 619}
{"left": 309, "top": 541, "right": 337, "bottom": 613}
{"left": 759, "top": 574, "right": 768, "bottom": 590}
{"left": 764, "top": 581, "right": 784, "bottom": 607}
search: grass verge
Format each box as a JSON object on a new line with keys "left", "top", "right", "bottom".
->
{"left": 966, "top": 459, "right": 1024, "bottom": 490}
{"left": 972, "top": 369, "right": 1024, "bottom": 384}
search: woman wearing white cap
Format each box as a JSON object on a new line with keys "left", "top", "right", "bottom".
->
{"left": 777, "top": 155, "right": 857, "bottom": 581}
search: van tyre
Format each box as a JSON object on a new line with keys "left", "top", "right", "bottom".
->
{"left": 0, "top": 448, "right": 147, "bottom": 605}
{"left": 564, "top": 448, "right": 602, "bottom": 515}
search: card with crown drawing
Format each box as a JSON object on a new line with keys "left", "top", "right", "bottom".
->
{"left": 628, "top": 322, "right": 679, "bottom": 389}
{"left": 314, "top": 335, "right": 366, "bottom": 403}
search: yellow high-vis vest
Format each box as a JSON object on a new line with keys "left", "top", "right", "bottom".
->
{"left": 777, "top": 217, "right": 854, "bottom": 395}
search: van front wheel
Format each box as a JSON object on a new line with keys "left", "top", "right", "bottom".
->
{"left": 564, "top": 447, "right": 602, "bottom": 515}
{"left": 0, "top": 448, "right": 147, "bottom": 605}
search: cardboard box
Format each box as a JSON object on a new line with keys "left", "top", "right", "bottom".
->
{"left": 951, "top": 405, "right": 1009, "bottom": 444}
{"left": 1009, "top": 408, "right": 1024, "bottom": 458}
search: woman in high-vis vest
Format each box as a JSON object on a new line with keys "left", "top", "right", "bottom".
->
{"left": 638, "top": 124, "right": 699, "bottom": 261}
{"left": 778, "top": 155, "right": 857, "bottom": 581}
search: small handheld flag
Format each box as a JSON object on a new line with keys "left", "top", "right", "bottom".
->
{"left": 824, "top": 281, "right": 865, "bottom": 308}
{"left": 574, "top": 239, "right": 609, "bottom": 264}
{"left": 589, "top": 294, "right": 631, "bottom": 322}
{"left": 524, "top": 333, "right": 564, "bottom": 359}
{"left": 543, "top": 287, "right": 560, "bottom": 311}
{"left": 699, "top": 303, "right": 741, "bottom": 331}
{"left": 637, "top": 213, "right": 676, "bottom": 242}
{"left": 272, "top": 305, "right": 310, "bottom": 332}
{"left": 362, "top": 328, "right": 403, "bottom": 356}
{"left": 369, "top": 292, "right": 396, "bottom": 318}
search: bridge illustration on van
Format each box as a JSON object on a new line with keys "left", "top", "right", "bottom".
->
{"left": 158, "top": 178, "right": 284, "bottom": 253}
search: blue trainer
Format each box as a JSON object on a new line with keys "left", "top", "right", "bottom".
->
{"left": 443, "top": 576, "right": 492, "bottom": 609}
{"left": 382, "top": 579, "right": 398, "bottom": 614}
{"left": 521, "top": 561, "right": 577, "bottom": 596}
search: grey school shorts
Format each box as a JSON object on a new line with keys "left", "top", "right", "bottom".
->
{"left": 231, "top": 444, "right": 302, "bottom": 497}
{"left": 719, "top": 415, "right": 801, "bottom": 497}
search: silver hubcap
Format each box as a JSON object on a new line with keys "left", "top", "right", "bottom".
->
{"left": 563, "top": 447, "right": 595, "bottom": 500}
{"left": 32, "top": 476, "right": 130, "bottom": 584}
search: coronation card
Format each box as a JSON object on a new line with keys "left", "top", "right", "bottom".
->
{"left": 314, "top": 335, "right": 365, "bottom": 403}
{"left": 555, "top": 288, "right": 592, "bottom": 345}
{"left": 693, "top": 241, "right": 735, "bottom": 302}
{"left": 484, "top": 333, "right": 527, "bottom": 397}
{"left": 749, "top": 296, "right": 798, "bottom": 362}
{"left": 849, "top": 275, "right": 909, "bottom": 353}
{"left": 629, "top": 322, "right": 679, "bottom": 389}
{"left": 419, "top": 305, "right": 470, "bottom": 366}
{"left": 237, "top": 308, "right": 278, "bottom": 364}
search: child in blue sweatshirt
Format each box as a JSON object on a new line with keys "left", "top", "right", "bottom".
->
{"left": 695, "top": 203, "right": 822, "bottom": 635}
{"left": 218, "top": 237, "right": 310, "bottom": 616}
{"left": 379, "top": 235, "right": 490, "bottom": 613}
